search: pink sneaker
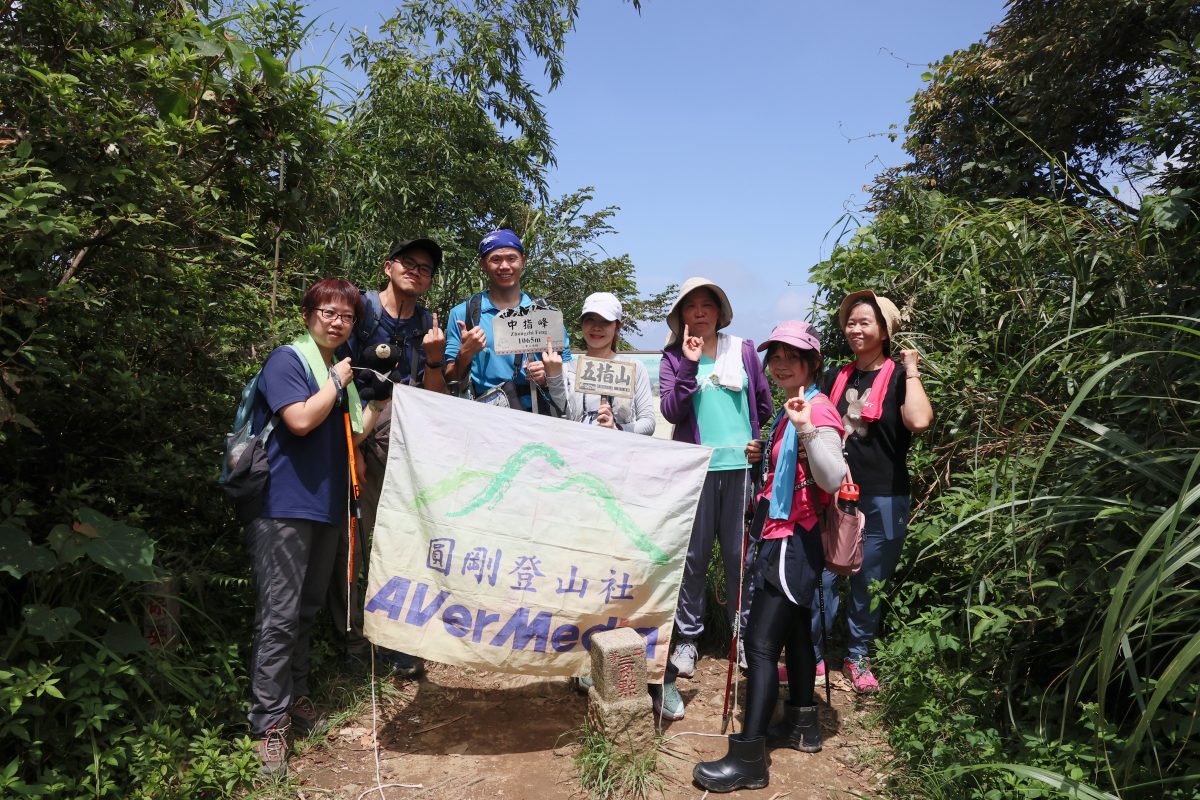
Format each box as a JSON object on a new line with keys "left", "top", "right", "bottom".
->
{"left": 843, "top": 657, "right": 879, "bottom": 694}
{"left": 815, "top": 659, "right": 826, "bottom": 679}
{"left": 777, "top": 664, "right": 789, "bottom": 687}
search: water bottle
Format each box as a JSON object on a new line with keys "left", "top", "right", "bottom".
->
{"left": 837, "top": 481, "right": 860, "bottom": 515}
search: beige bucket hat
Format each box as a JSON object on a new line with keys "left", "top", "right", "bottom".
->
{"left": 838, "top": 290, "right": 903, "bottom": 338}
{"left": 664, "top": 277, "right": 734, "bottom": 349}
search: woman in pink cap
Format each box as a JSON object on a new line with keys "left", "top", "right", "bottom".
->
{"left": 693, "top": 320, "right": 845, "bottom": 792}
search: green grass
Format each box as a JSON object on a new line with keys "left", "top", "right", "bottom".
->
{"left": 572, "top": 723, "right": 665, "bottom": 800}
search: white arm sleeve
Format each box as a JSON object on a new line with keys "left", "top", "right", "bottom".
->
{"left": 546, "top": 366, "right": 572, "bottom": 415}
{"left": 804, "top": 427, "right": 846, "bottom": 493}
{"left": 564, "top": 361, "right": 588, "bottom": 422}
{"left": 621, "top": 362, "right": 657, "bottom": 436}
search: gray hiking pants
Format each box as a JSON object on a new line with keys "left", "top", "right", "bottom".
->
{"left": 672, "top": 468, "right": 751, "bottom": 647}
{"left": 247, "top": 516, "right": 339, "bottom": 735}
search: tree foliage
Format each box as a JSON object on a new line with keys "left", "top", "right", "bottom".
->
{"left": 878, "top": 0, "right": 1200, "bottom": 210}
{"left": 815, "top": 3, "right": 1200, "bottom": 798}
{"left": 0, "top": 0, "right": 662, "bottom": 795}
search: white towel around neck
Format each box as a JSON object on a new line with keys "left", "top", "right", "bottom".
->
{"left": 712, "top": 333, "right": 744, "bottom": 391}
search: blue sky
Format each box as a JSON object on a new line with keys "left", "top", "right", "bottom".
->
{"left": 300, "top": 0, "right": 1007, "bottom": 348}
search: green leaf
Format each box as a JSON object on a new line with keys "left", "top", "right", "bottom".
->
{"left": 0, "top": 522, "right": 57, "bottom": 578}
{"left": 23, "top": 604, "right": 82, "bottom": 642}
{"left": 153, "top": 88, "right": 189, "bottom": 119}
{"left": 14, "top": 139, "right": 31, "bottom": 160}
{"left": 192, "top": 37, "right": 226, "bottom": 59}
{"left": 256, "top": 47, "right": 285, "bottom": 87}
{"left": 47, "top": 523, "right": 88, "bottom": 563}
{"left": 74, "top": 507, "right": 157, "bottom": 581}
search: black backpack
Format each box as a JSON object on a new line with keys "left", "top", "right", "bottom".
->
{"left": 354, "top": 289, "right": 433, "bottom": 387}
{"left": 219, "top": 345, "right": 312, "bottom": 524}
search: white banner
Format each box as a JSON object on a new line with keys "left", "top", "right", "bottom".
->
{"left": 363, "top": 384, "right": 711, "bottom": 680}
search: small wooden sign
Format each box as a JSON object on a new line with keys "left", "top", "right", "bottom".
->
{"left": 492, "top": 306, "right": 566, "bottom": 355}
{"left": 573, "top": 355, "right": 636, "bottom": 399}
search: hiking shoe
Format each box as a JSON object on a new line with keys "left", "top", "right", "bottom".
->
{"left": 380, "top": 649, "right": 425, "bottom": 678}
{"left": 572, "top": 676, "right": 593, "bottom": 694}
{"left": 778, "top": 664, "right": 789, "bottom": 688}
{"left": 650, "top": 681, "right": 685, "bottom": 721}
{"left": 843, "top": 657, "right": 879, "bottom": 694}
{"left": 815, "top": 659, "right": 826, "bottom": 680}
{"left": 670, "top": 640, "right": 698, "bottom": 679}
{"left": 289, "top": 696, "right": 318, "bottom": 738}
{"left": 255, "top": 720, "right": 290, "bottom": 778}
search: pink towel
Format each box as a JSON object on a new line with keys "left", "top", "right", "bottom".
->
{"left": 828, "top": 358, "right": 895, "bottom": 422}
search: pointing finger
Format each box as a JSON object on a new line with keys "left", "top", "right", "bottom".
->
{"left": 457, "top": 319, "right": 467, "bottom": 333}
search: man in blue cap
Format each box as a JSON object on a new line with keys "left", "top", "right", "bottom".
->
{"left": 444, "top": 229, "right": 572, "bottom": 411}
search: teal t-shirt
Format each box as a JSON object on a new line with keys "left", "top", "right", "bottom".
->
{"left": 692, "top": 356, "right": 752, "bottom": 471}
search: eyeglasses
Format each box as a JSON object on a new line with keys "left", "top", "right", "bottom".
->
{"left": 396, "top": 256, "right": 435, "bottom": 278}
{"left": 312, "top": 307, "right": 356, "bottom": 324}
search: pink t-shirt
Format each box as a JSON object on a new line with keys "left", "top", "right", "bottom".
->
{"left": 758, "top": 398, "right": 844, "bottom": 539}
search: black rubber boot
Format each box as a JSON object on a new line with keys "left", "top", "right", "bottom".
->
{"left": 766, "top": 703, "right": 822, "bottom": 752}
{"left": 692, "top": 734, "right": 769, "bottom": 793}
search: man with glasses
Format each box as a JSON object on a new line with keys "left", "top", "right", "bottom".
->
{"left": 329, "top": 238, "right": 446, "bottom": 679}
{"left": 444, "top": 229, "right": 572, "bottom": 412}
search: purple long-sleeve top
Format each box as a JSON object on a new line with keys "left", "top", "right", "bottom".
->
{"left": 659, "top": 338, "right": 774, "bottom": 447}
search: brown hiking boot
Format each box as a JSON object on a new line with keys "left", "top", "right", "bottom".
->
{"left": 289, "top": 696, "right": 318, "bottom": 738}
{"left": 255, "top": 720, "right": 290, "bottom": 778}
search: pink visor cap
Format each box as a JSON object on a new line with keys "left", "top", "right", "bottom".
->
{"left": 757, "top": 320, "right": 822, "bottom": 354}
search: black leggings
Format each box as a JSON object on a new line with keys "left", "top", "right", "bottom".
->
{"left": 741, "top": 581, "right": 816, "bottom": 737}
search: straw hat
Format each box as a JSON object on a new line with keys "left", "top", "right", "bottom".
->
{"left": 838, "top": 290, "right": 902, "bottom": 337}
{"left": 664, "top": 277, "right": 734, "bottom": 349}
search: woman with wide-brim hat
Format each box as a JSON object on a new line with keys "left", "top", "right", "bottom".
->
{"left": 811, "top": 290, "right": 933, "bottom": 695}
{"left": 656, "top": 277, "right": 773, "bottom": 721}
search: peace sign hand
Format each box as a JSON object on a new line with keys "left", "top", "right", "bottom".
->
{"left": 785, "top": 395, "right": 814, "bottom": 431}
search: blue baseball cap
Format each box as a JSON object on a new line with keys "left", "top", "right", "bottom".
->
{"left": 479, "top": 229, "right": 524, "bottom": 258}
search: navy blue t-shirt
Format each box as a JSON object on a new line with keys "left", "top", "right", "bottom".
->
{"left": 252, "top": 346, "right": 348, "bottom": 525}
{"left": 340, "top": 291, "right": 430, "bottom": 392}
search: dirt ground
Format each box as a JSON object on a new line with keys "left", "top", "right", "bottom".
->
{"left": 289, "top": 653, "right": 891, "bottom": 800}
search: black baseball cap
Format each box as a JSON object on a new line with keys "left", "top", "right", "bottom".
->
{"left": 388, "top": 238, "right": 443, "bottom": 271}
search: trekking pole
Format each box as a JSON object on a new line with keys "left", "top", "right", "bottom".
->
{"left": 819, "top": 576, "right": 831, "bottom": 707}
{"left": 720, "top": 443, "right": 768, "bottom": 734}
{"left": 721, "top": 525, "right": 748, "bottom": 735}
{"left": 343, "top": 411, "right": 363, "bottom": 633}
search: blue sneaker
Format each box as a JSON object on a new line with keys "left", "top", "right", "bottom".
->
{"left": 650, "top": 681, "right": 685, "bottom": 721}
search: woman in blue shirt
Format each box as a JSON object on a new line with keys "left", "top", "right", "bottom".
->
{"left": 246, "top": 278, "right": 387, "bottom": 777}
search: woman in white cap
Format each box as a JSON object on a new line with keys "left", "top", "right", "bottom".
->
{"left": 656, "top": 278, "right": 774, "bottom": 720}
{"left": 693, "top": 320, "right": 845, "bottom": 792}
{"left": 558, "top": 292, "right": 656, "bottom": 433}
{"left": 811, "top": 291, "right": 933, "bottom": 694}
{"left": 558, "top": 292, "right": 656, "bottom": 694}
